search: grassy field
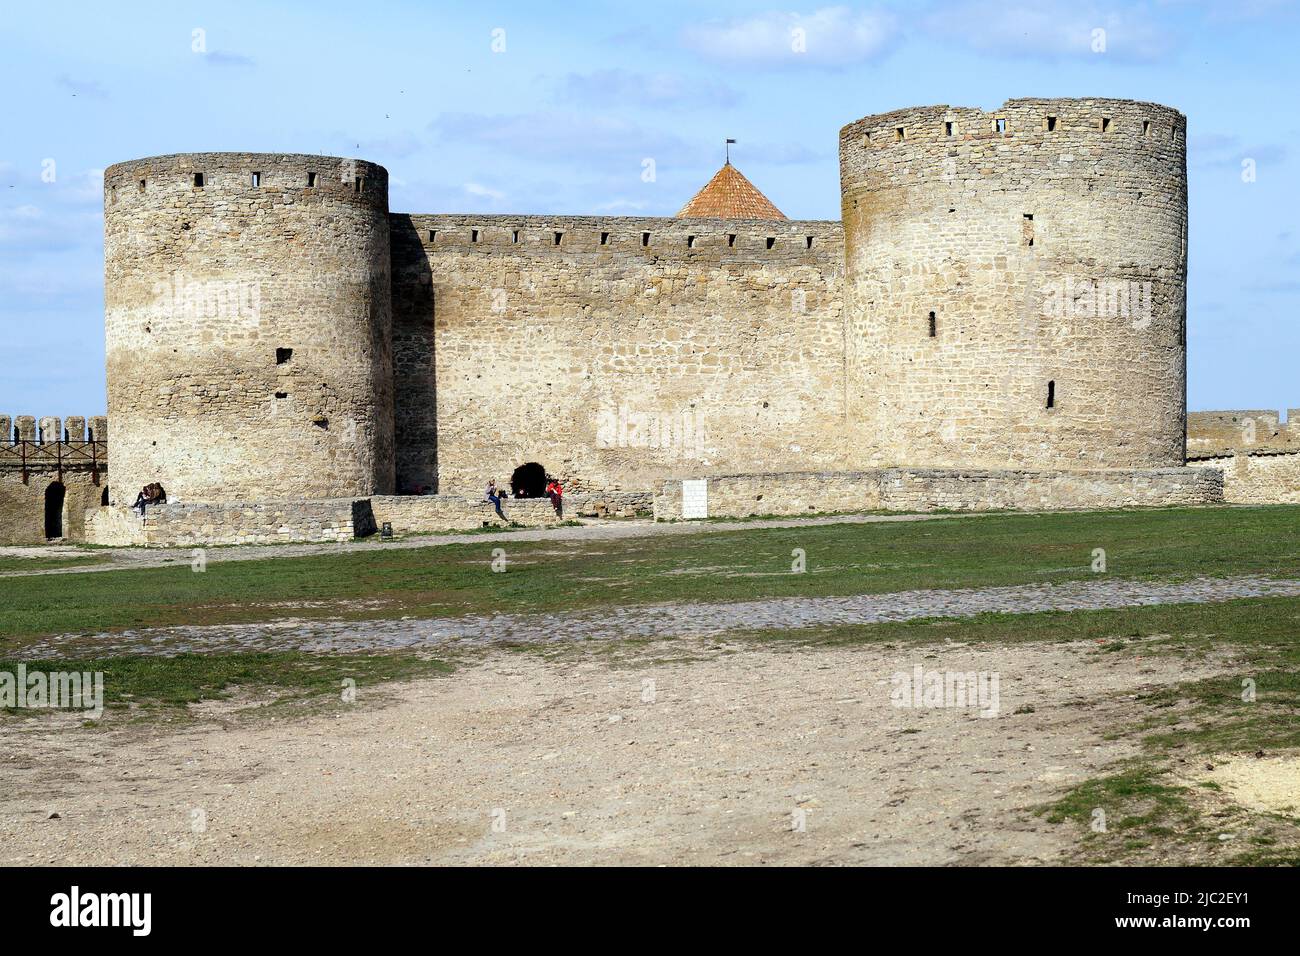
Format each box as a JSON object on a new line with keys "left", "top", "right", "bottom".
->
{"left": 3, "top": 505, "right": 1299, "bottom": 864}
{"left": 0, "top": 555, "right": 110, "bottom": 574}
{"left": 1, "top": 505, "right": 1298, "bottom": 642}
{"left": 0, "top": 651, "right": 453, "bottom": 719}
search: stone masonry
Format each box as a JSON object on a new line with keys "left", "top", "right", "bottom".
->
{"left": 6, "top": 97, "right": 1271, "bottom": 546}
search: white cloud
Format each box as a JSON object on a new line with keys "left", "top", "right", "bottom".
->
{"left": 464, "top": 182, "right": 506, "bottom": 201}
{"left": 428, "top": 111, "right": 698, "bottom": 166}
{"left": 681, "top": 6, "right": 898, "bottom": 67}
{"left": 921, "top": 1, "right": 1174, "bottom": 62}
{"left": 555, "top": 69, "right": 741, "bottom": 109}
{"left": 593, "top": 199, "right": 653, "bottom": 212}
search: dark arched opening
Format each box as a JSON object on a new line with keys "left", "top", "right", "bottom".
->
{"left": 44, "top": 481, "right": 66, "bottom": 539}
{"left": 510, "top": 462, "right": 548, "bottom": 499}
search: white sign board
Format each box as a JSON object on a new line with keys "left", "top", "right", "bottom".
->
{"left": 681, "top": 479, "right": 708, "bottom": 519}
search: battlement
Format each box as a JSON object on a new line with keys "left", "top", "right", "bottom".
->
{"left": 103, "top": 152, "right": 389, "bottom": 213}
{"left": 840, "top": 97, "right": 1186, "bottom": 190}
{"left": 394, "top": 213, "right": 842, "bottom": 264}
{"left": 0, "top": 416, "right": 108, "bottom": 480}
{"left": 1187, "top": 409, "right": 1300, "bottom": 454}
{"left": 0, "top": 415, "right": 108, "bottom": 445}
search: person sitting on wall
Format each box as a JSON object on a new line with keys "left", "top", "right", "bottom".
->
{"left": 484, "top": 479, "right": 507, "bottom": 520}
{"left": 132, "top": 482, "right": 167, "bottom": 516}
{"left": 545, "top": 478, "right": 564, "bottom": 518}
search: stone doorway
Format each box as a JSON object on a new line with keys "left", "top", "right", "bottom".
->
{"left": 510, "top": 462, "right": 548, "bottom": 499}
{"left": 44, "top": 481, "right": 66, "bottom": 539}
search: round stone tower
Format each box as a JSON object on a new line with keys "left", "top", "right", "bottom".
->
{"left": 840, "top": 98, "right": 1187, "bottom": 470}
{"left": 103, "top": 153, "right": 394, "bottom": 502}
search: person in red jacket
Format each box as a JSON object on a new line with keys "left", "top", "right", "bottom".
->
{"left": 545, "top": 478, "right": 564, "bottom": 518}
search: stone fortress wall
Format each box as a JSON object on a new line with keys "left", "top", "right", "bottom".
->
{"left": 840, "top": 98, "right": 1188, "bottom": 470}
{"left": 1185, "top": 408, "right": 1300, "bottom": 503}
{"left": 102, "top": 153, "right": 395, "bottom": 504}
{"left": 391, "top": 213, "right": 849, "bottom": 494}
{"left": 13, "top": 97, "right": 1295, "bottom": 547}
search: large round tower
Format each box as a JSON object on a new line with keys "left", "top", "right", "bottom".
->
{"left": 103, "top": 152, "right": 394, "bottom": 502}
{"left": 840, "top": 98, "right": 1187, "bottom": 469}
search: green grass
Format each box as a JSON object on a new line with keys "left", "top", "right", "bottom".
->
{"left": 2, "top": 505, "right": 1299, "bottom": 642}
{"left": 0, "top": 554, "right": 110, "bottom": 573}
{"left": 0, "top": 651, "right": 453, "bottom": 717}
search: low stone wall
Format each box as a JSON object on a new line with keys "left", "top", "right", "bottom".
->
{"left": 86, "top": 499, "right": 365, "bottom": 547}
{"left": 879, "top": 467, "right": 1222, "bottom": 512}
{"left": 371, "top": 491, "right": 652, "bottom": 534}
{"left": 1188, "top": 450, "right": 1300, "bottom": 504}
{"left": 85, "top": 505, "right": 146, "bottom": 546}
{"left": 84, "top": 491, "right": 655, "bottom": 546}
{"left": 655, "top": 472, "right": 883, "bottom": 519}
{"left": 655, "top": 467, "right": 1223, "bottom": 519}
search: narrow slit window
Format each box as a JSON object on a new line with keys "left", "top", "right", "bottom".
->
{"left": 895, "top": 126, "right": 905, "bottom": 142}
{"left": 766, "top": 237, "right": 776, "bottom": 250}
{"left": 995, "top": 118, "right": 1007, "bottom": 133}
{"left": 307, "top": 172, "right": 317, "bottom": 187}
{"left": 512, "top": 229, "right": 520, "bottom": 243}
{"left": 354, "top": 176, "right": 364, "bottom": 193}
{"left": 641, "top": 232, "right": 650, "bottom": 247}
{"left": 727, "top": 234, "right": 736, "bottom": 247}
{"left": 687, "top": 235, "right": 696, "bottom": 248}
{"left": 600, "top": 231, "right": 609, "bottom": 245}
{"left": 553, "top": 231, "right": 563, "bottom": 246}
{"left": 110, "top": 186, "right": 118, "bottom": 204}
{"left": 251, "top": 171, "right": 261, "bottom": 187}
{"left": 1100, "top": 117, "right": 1111, "bottom": 133}
{"left": 806, "top": 236, "right": 814, "bottom": 249}
{"left": 928, "top": 311, "right": 937, "bottom": 337}
{"left": 471, "top": 229, "right": 479, "bottom": 243}
{"left": 1046, "top": 380, "right": 1056, "bottom": 409}
{"left": 428, "top": 229, "right": 437, "bottom": 242}
{"left": 193, "top": 172, "right": 205, "bottom": 187}
{"left": 1142, "top": 120, "right": 1151, "bottom": 138}
{"left": 1023, "top": 213, "right": 1035, "bottom": 247}
{"left": 275, "top": 347, "right": 293, "bottom": 365}
{"left": 1046, "top": 115, "right": 1057, "bottom": 132}
{"left": 138, "top": 178, "right": 146, "bottom": 191}
{"left": 944, "top": 121, "right": 953, "bottom": 136}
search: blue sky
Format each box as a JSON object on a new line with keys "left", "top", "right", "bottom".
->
{"left": 2, "top": 0, "right": 1297, "bottom": 417}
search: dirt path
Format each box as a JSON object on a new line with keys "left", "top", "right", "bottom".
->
{"left": 0, "top": 638, "right": 1232, "bottom": 866}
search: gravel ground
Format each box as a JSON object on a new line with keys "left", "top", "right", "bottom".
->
{"left": 0, "top": 637, "right": 1238, "bottom": 866}
{"left": 14, "top": 574, "right": 1300, "bottom": 658}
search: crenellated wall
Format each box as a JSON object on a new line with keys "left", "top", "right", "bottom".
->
{"left": 49, "top": 103, "right": 1236, "bottom": 548}
{"left": 0, "top": 415, "right": 109, "bottom": 543}
{"left": 1187, "top": 409, "right": 1299, "bottom": 454}
{"left": 390, "top": 213, "right": 849, "bottom": 494}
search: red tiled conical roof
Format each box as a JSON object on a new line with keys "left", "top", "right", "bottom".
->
{"left": 676, "top": 163, "right": 786, "bottom": 220}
